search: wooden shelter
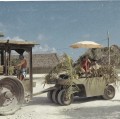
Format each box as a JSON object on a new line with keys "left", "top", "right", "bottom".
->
{"left": 0, "top": 39, "right": 37, "bottom": 98}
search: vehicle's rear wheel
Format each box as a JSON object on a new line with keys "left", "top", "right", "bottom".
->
{"left": 57, "top": 89, "right": 73, "bottom": 106}
{"left": 102, "top": 85, "right": 115, "bottom": 100}
{"left": 52, "top": 89, "right": 60, "bottom": 104}
{"left": 47, "top": 90, "right": 54, "bottom": 102}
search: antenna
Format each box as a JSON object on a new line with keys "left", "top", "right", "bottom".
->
{"left": 107, "top": 31, "right": 110, "bottom": 65}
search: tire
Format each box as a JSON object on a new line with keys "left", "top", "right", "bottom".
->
{"left": 102, "top": 85, "right": 115, "bottom": 100}
{"left": 0, "top": 77, "right": 24, "bottom": 115}
{"left": 47, "top": 90, "right": 54, "bottom": 102}
{"left": 52, "top": 89, "right": 60, "bottom": 104}
{"left": 57, "top": 89, "right": 73, "bottom": 106}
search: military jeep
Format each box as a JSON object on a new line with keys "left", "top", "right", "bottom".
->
{"left": 44, "top": 55, "right": 118, "bottom": 106}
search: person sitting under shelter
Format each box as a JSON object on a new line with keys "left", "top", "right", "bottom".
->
{"left": 16, "top": 55, "right": 27, "bottom": 80}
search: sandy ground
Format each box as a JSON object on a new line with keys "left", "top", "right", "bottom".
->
{"left": 1, "top": 74, "right": 120, "bottom": 119}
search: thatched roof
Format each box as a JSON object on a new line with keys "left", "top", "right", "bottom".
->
{"left": 12, "top": 53, "right": 60, "bottom": 68}
{"left": 30, "top": 53, "right": 60, "bottom": 68}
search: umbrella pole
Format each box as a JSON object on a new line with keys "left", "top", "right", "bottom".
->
{"left": 107, "top": 32, "right": 110, "bottom": 65}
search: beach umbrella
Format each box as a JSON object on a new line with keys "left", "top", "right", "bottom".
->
{"left": 70, "top": 41, "right": 102, "bottom": 49}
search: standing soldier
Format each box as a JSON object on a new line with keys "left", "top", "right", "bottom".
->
{"left": 16, "top": 55, "right": 27, "bottom": 80}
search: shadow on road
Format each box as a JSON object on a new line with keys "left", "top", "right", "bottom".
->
{"left": 25, "top": 96, "right": 58, "bottom": 107}
{"left": 25, "top": 96, "right": 104, "bottom": 107}
{"left": 62, "top": 105, "right": 120, "bottom": 119}
{"left": 73, "top": 96, "right": 102, "bottom": 103}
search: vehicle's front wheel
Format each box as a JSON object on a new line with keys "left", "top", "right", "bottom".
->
{"left": 102, "top": 85, "right": 115, "bottom": 100}
{"left": 52, "top": 89, "right": 60, "bottom": 104}
{"left": 57, "top": 89, "right": 73, "bottom": 106}
{"left": 47, "top": 90, "right": 54, "bottom": 102}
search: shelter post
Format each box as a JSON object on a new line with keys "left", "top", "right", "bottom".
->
{"left": 29, "top": 47, "right": 33, "bottom": 99}
{"left": 8, "top": 50, "right": 11, "bottom": 75}
{"left": 1, "top": 50, "right": 4, "bottom": 65}
{"left": 4, "top": 48, "right": 7, "bottom": 75}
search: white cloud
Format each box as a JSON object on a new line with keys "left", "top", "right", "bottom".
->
{"left": 33, "top": 44, "right": 57, "bottom": 54}
{"left": 51, "top": 48, "right": 57, "bottom": 53}
{"left": 37, "top": 34, "right": 47, "bottom": 41}
{"left": 5, "top": 36, "right": 10, "bottom": 40}
{"left": 5, "top": 36, "right": 25, "bottom": 41}
{"left": 35, "top": 33, "right": 57, "bottom": 54}
{"left": 12, "top": 36, "right": 25, "bottom": 41}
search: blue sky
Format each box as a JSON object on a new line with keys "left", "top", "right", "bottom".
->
{"left": 0, "top": 1, "right": 120, "bottom": 60}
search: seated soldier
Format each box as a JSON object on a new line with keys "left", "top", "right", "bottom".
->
{"left": 90, "top": 59, "right": 101, "bottom": 76}
{"left": 81, "top": 55, "right": 91, "bottom": 72}
{"left": 80, "top": 55, "right": 91, "bottom": 76}
{"left": 91, "top": 59, "right": 100, "bottom": 70}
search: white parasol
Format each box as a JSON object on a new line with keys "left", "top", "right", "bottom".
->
{"left": 70, "top": 41, "right": 102, "bottom": 49}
